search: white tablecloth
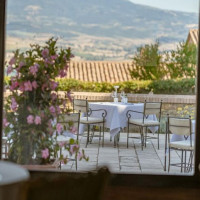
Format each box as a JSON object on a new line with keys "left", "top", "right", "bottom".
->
{"left": 86, "top": 102, "right": 157, "bottom": 137}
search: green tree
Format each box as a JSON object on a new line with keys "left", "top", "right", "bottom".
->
{"left": 165, "top": 41, "right": 197, "bottom": 79}
{"left": 130, "top": 41, "right": 166, "bottom": 80}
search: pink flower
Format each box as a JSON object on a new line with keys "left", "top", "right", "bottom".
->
{"left": 34, "top": 116, "right": 41, "bottom": 125}
{"left": 42, "top": 83, "right": 47, "bottom": 91}
{"left": 70, "top": 144, "right": 79, "bottom": 154}
{"left": 11, "top": 97, "right": 18, "bottom": 111}
{"left": 24, "top": 81, "right": 32, "bottom": 91}
{"left": 41, "top": 48, "right": 49, "bottom": 58}
{"left": 16, "top": 62, "right": 25, "bottom": 72}
{"left": 77, "top": 152, "right": 83, "bottom": 160}
{"left": 48, "top": 126, "right": 54, "bottom": 135}
{"left": 50, "top": 81, "right": 58, "bottom": 90}
{"left": 70, "top": 126, "right": 77, "bottom": 134}
{"left": 27, "top": 115, "right": 34, "bottom": 124}
{"left": 70, "top": 53, "right": 75, "bottom": 58}
{"left": 56, "top": 123, "right": 63, "bottom": 134}
{"left": 58, "top": 141, "right": 66, "bottom": 147}
{"left": 41, "top": 148, "right": 49, "bottom": 159}
{"left": 64, "top": 64, "right": 69, "bottom": 70}
{"left": 19, "top": 83, "right": 25, "bottom": 92}
{"left": 56, "top": 106, "right": 61, "bottom": 114}
{"left": 59, "top": 69, "right": 67, "bottom": 78}
{"left": 29, "top": 64, "right": 39, "bottom": 76}
{"left": 51, "top": 93, "right": 57, "bottom": 101}
{"left": 47, "top": 120, "right": 54, "bottom": 135}
{"left": 3, "top": 118, "right": 9, "bottom": 128}
{"left": 49, "top": 106, "right": 56, "bottom": 114}
{"left": 51, "top": 55, "right": 58, "bottom": 60}
{"left": 7, "top": 65, "right": 13, "bottom": 74}
{"left": 44, "top": 58, "right": 54, "bottom": 65}
{"left": 10, "top": 81, "right": 19, "bottom": 91}
{"left": 32, "top": 81, "right": 38, "bottom": 89}
{"left": 19, "top": 61, "right": 25, "bottom": 68}
{"left": 9, "top": 57, "right": 16, "bottom": 65}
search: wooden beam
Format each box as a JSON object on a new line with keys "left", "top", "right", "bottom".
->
{"left": 0, "top": 0, "right": 6, "bottom": 159}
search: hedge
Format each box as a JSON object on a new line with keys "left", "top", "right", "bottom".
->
{"left": 4, "top": 76, "right": 195, "bottom": 95}
{"left": 148, "top": 78, "right": 195, "bottom": 94}
{"left": 56, "top": 78, "right": 195, "bottom": 95}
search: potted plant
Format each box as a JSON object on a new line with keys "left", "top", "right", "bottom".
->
{"left": 3, "top": 38, "right": 87, "bottom": 166}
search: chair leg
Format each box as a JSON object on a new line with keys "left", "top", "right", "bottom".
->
{"left": 184, "top": 151, "right": 187, "bottom": 173}
{"left": 127, "top": 122, "right": 129, "bottom": 148}
{"left": 90, "top": 126, "right": 95, "bottom": 143}
{"left": 118, "top": 131, "right": 120, "bottom": 142}
{"left": 144, "top": 127, "right": 147, "bottom": 148}
{"left": 188, "top": 151, "right": 194, "bottom": 172}
{"left": 181, "top": 150, "right": 183, "bottom": 173}
{"left": 75, "top": 154, "right": 77, "bottom": 171}
{"left": 86, "top": 124, "right": 90, "bottom": 148}
{"left": 140, "top": 126, "right": 143, "bottom": 151}
{"left": 168, "top": 147, "right": 171, "bottom": 172}
{"left": 99, "top": 126, "right": 102, "bottom": 141}
{"left": 157, "top": 126, "right": 160, "bottom": 150}
{"left": 102, "top": 122, "right": 105, "bottom": 147}
{"left": 164, "top": 145, "right": 167, "bottom": 172}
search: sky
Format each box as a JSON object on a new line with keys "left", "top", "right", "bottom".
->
{"left": 129, "top": 0, "right": 199, "bottom": 13}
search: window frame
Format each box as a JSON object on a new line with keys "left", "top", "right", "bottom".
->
{"left": 0, "top": 0, "right": 200, "bottom": 187}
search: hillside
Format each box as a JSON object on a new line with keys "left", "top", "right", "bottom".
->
{"left": 6, "top": 0, "right": 198, "bottom": 60}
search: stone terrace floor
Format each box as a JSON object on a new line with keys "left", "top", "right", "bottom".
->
{"left": 61, "top": 132, "right": 194, "bottom": 175}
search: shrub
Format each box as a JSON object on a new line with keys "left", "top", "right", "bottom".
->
{"left": 130, "top": 41, "right": 166, "bottom": 80}
{"left": 149, "top": 78, "right": 195, "bottom": 94}
{"left": 56, "top": 78, "right": 195, "bottom": 95}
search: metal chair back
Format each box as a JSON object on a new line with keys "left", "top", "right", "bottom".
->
{"left": 167, "top": 116, "right": 191, "bottom": 137}
{"left": 143, "top": 100, "right": 162, "bottom": 123}
{"left": 57, "top": 112, "right": 80, "bottom": 140}
{"left": 73, "top": 99, "right": 88, "bottom": 114}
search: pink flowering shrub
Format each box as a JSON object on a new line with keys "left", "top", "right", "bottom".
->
{"left": 3, "top": 38, "right": 88, "bottom": 165}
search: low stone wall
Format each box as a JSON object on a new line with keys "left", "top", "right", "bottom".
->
{"left": 70, "top": 92, "right": 196, "bottom": 104}
{"left": 4, "top": 91, "right": 196, "bottom": 104}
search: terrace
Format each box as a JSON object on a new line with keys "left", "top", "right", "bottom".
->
{"left": 60, "top": 132, "right": 190, "bottom": 174}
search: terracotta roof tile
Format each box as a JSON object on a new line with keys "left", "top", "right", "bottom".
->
{"left": 67, "top": 61, "right": 133, "bottom": 83}
{"left": 187, "top": 29, "right": 198, "bottom": 46}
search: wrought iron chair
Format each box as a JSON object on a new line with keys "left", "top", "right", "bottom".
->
{"left": 164, "top": 115, "right": 194, "bottom": 173}
{"left": 56, "top": 112, "right": 80, "bottom": 170}
{"left": 73, "top": 99, "right": 107, "bottom": 147}
{"left": 126, "top": 100, "right": 162, "bottom": 150}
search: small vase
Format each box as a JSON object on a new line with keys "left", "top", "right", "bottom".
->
{"left": 114, "top": 97, "right": 118, "bottom": 103}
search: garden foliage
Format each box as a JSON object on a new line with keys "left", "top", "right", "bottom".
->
{"left": 4, "top": 38, "right": 87, "bottom": 164}
{"left": 130, "top": 40, "right": 197, "bottom": 80}
{"left": 56, "top": 78, "right": 195, "bottom": 95}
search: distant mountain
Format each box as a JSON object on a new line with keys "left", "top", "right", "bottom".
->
{"left": 6, "top": 0, "right": 198, "bottom": 60}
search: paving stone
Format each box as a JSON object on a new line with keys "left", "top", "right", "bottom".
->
{"left": 120, "top": 156, "right": 138, "bottom": 163}
{"left": 120, "top": 166, "right": 141, "bottom": 173}
{"left": 58, "top": 133, "right": 193, "bottom": 174}
{"left": 98, "top": 160, "right": 119, "bottom": 165}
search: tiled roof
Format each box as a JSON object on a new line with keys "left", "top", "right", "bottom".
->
{"left": 67, "top": 60, "right": 134, "bottom": 83}
{"left": 186, "top": 29, "right": 198, "bottom": 46}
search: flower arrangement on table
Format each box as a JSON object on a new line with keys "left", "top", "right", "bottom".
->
{"left": 3, "top": 38, "right": 88, "bottom": 165}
